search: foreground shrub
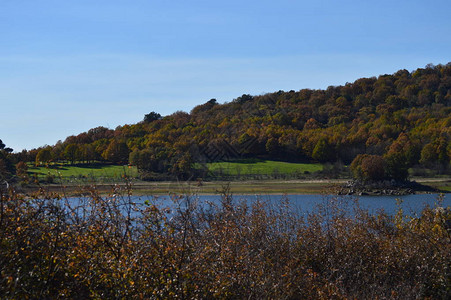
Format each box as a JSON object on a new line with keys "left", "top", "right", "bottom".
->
{"left": 0, "top": 185, "right": 450, "bottom": 299}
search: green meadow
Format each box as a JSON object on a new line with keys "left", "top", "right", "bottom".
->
{"left": 28, "top": 160, "right": 323, "bottom": 182}
{"left": 203, "top": 159, "right": 323, "bottom": 176}
{"left": 28, "top": 163, "right": 139, "bottom": 181}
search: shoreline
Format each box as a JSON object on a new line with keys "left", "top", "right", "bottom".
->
{"left": 18, "top": 177, "right": 450, "bottom": 197}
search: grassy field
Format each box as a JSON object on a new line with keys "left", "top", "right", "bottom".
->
{"left": 202, "top": 159, "right": 323, "bottom": 176}
{"left": 29, "top": 160, "right": 323, "bottom": 181}
{"left": 28, "top": 163, "right": 139, "bottom": 181}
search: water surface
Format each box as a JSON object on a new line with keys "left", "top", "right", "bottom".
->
{"left": 133, "top": 193, "right": 450, "bottom": 216}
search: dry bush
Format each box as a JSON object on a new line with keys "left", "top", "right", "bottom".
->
{"left": 0, "top": 185, "right": 450, "bottom": 299}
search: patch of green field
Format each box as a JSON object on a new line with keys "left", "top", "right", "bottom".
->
{"left": 28, "top": 164, "right": 139, "bottom": 180}
{"left": 202, "top": 159, "right": 323, "bottom": 176}
{"left": 28, "top": 160, "right": 323, "bottom": 183}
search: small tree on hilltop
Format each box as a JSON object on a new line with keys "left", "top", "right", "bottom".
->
{"left": 144, "top": 111, "right": 162, "bottom": 123}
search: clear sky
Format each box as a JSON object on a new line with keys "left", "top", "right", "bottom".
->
{"left": 1, "top": 0, "right": 451, "bottom": 151}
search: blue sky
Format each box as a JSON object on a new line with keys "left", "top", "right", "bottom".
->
{"left": 1, "top": 0, "right": 451, "bottom": 151}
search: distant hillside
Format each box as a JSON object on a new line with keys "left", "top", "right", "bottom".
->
{"left": 16, "top": 63, "right": 451, "bottom": 179}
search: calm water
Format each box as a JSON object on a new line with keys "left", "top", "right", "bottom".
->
{"left": 132, "top": 193, "right": 450, "bottom": 216}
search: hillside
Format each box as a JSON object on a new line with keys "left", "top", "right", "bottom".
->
{"left": 9, "top": 63, "right": 451, "bottom": 180}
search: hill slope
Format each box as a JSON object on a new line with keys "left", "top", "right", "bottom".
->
{"left": 15, "top": 63, "right": 451, "bottom": 180}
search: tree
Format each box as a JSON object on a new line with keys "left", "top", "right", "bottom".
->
{"left": 350, "top": 154, "right": 386, "bottom": 182}
{"left": 144, "top": 111, "right": 162, "bottom": 123}
{"left": 419, "top": 136, "right": 450, "bottom": 171}
{"left": 102, "top": 140, "right": 130, "bottom": 164}
{"left": 265, "top": 137, "right": 280, "bottom": 156}
{"left": 130, "top": 147, "right": 170, "bottom": 173}
{"left": 303, "top": 118, "right": 321, "bottom": 130}
{"left": 384, "top": 152, "right": 409, "bottom": 181}
{"left": 0, "top": 140, "right": 13, "bottom": 153}
{"left": 234, "top": 94, "right": 253, "bottom": 104}
{"left": 382, "top": 133, "right": 417, "bottom": 181}
{"left": 64, "top": 144, "right": 80, "bottom": 165}
{"left": 170, "top": 153, "right": 194, "bottom": 179}
{"left": 80, "top": 144, "right": 95, "bottom": 163}
{"left": 130, "top": 149, "right": 155, "bottom": 171}
{"left": 312, "top": 138, "right": 335, "bottom": 162}
{"left": 36, "top": 148, "right": 53, "bottom": 165}
{"left": 191, "top": 99, "right": 218, "bottom": 115}
{"left": 0, "top": 139, "right": 15, "bottom": 181}
{"left": 16, "top": 161, "right": 29, "bottom": 183}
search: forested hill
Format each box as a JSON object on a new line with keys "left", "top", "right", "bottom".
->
{"left": 18, "top": 63, "right": 451, "bottom": 179}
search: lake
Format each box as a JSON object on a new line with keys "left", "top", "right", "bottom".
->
{"left": 131, "top": 193, "right": 450, "bottom": 217}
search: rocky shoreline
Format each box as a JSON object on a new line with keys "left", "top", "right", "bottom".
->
{"left": 337, "top": 179, "right": 439, "bottom": 196}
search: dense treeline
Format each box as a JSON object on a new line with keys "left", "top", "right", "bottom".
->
{"left": 6, "top": 63, "right": 451, "bottom": 180}
{"left": 0, "top": 186, "right": 449, "bottom": 298}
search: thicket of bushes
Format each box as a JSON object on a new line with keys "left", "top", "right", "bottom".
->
{"left": 1, "top": 185, "right": 450, "bottom": 299}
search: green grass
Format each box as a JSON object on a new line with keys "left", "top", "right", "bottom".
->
{"left": 28, "top": 160, "right": 323, "bottom": 183}
{"left": 28, "top": 163, "right": 139, "bottom": 181}
{"left": 201, "top": 159, "right": 323, "bottom": 176}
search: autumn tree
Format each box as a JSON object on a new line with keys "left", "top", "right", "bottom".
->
{"left": 130, "top": 147, "right": 170, "bottom": 174}
{"left": 419, "top": 136, "right": 450, "bottom": 172}
{"left": 350, "top": 154, "right": 386, "bottom": 182}
{"left": 80, "top": 144, "right": 95, "bottom": 163}
{"left": 16, "top": 161, "right": 29, "bottom": 183}
{"left": 170, "top": 153, "right": 194, "bottom": 179}
{"left": 64, "top": 144, "right": 80, "bottom": 165}
{"left": 130, "top": 149, "right": 158, "bottom": 172}
{"left": 265, "top": 137, "right": 280, "bottom": 156}
{"left": 312, "top": 138, "right": 335, "bottom": 162}
{"left": 383, "top": 133, "right": 417, "bottom": 181}
{"left": 384, "top": 152, "right": 409, "bottom": 181}
{"left": 102, "top": 140, "right": 130, "bottom": 164}
{"left": 143, "top": 111, "right": 162, "bottom": 123}
{"left": 35, "top": 148, "right": 53, "bottom": 166}
{"left": 0, "top": 139, "right": 14, "bottom": 181}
